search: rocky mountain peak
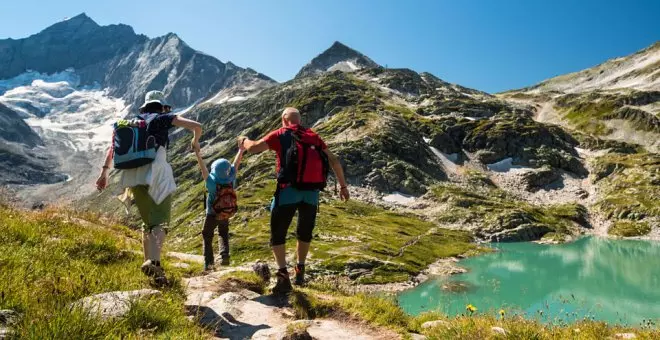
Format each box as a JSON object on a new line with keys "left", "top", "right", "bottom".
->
{"left": 39, "top": 12, "right": 100, "bottom": 37}
{"left": 295, "top": 41, "right": 380, "bottom": 79}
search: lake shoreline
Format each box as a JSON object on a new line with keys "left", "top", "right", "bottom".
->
{"left": 354, "top": 233, "right": 660, "bottom": 294}
{"left": 352, "top": 256, "right": 472, "bottom": 294}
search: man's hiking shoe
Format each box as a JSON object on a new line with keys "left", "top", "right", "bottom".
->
{"left": 141, "top": 260, "right": 162, "bottom": 277}
{"left": 294, "top": 264, "right": 305, "bottom": 286}
{"left": 204, "top": 263, "right": 215, "bottom": 272}
{"left": 220, "top": 256, "right": 230, "bottom": 266}
{"left": 272, "top": 269, "right": 293, "bottom": 295}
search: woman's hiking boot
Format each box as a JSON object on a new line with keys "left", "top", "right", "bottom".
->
{"left": 272, "top": 268, "right": 292, "bottom": 295}
{"left": 220, "top": 255, "right": 230, "bottom": 266}
{"left": 294, "top": 264, "right": 305, "bottom": 286}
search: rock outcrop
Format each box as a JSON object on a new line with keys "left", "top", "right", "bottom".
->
{"left": 73, "top": 289, "right": 162, "bottom": 319}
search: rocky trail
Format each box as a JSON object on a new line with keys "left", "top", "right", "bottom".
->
{"left": 177, "top": 254, "right": 399, "bottom": 340}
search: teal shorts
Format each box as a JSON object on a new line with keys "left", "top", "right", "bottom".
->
{"left": 270, "top": 186, "right": 319, "bottom": 210}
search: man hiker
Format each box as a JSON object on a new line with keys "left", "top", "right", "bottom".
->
{"left": 96, "top": 90, "right": 203, "bottom": 285}
{"left": 239, "top": 107, "right": 350, "bottom": 294}
{"left": 193, "top": 143, "right": 246, "bottom": 271}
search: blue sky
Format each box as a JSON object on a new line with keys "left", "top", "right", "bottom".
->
{"left": 1, "top": 0, "right": 658, "bottom": 93}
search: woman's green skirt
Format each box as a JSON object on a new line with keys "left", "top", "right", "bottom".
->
{"left": 131, "top": 185, "right": 172, "bottom": 229}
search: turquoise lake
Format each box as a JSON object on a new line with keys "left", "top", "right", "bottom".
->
{"left": 398, "top": 237, "right": 660, "bottom": 326}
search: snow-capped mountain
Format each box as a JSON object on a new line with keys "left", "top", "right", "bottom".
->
{"left": 295, "top": 41, "right": 380, "bottom": 79}
{"left": 0, "top": 13, "right": 275, "bottom": 196}
{"left": 0, "top": 13, "right": 275, "bottom": 111}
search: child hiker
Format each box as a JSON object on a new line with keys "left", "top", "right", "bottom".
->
{"left": 193, "top": 144, "right": 245, "bottom": 271}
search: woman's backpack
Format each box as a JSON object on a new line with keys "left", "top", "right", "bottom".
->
{"left": 212, "top": 184, "right": 238, "bottom": 220}
{"left": 112, "top": 114, "right": 158, "bottom": 169}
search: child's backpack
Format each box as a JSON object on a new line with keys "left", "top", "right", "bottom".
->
{"left": 212, "top": 184, "right": 238, "bottom": 220}
{"left": 112, "top": 114, "right": 158, "bottom": 169}
{"left": 277, "top": 126, "right": 330, "bottom": 190}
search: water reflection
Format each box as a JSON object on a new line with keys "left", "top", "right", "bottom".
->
{"left": 398, "top": 237, "right": 660, "bottom": 325}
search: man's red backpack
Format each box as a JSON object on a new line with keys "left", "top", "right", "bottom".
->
{"left": 277, "top": 126, "right": 329, "bottom": 190}
{"left": 212, "top": 184, "right": 238, "bottom": 220}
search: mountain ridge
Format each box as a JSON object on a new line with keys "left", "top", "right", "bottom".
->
{"left": 0, "top": 13, "right": 276, "bottom": 111}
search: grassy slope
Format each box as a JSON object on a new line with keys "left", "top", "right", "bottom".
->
{"left": 168, "top": 171, "right": 479, "bottom": 284}
{"left": 0, "top": 205, "right": 209, "bottom": 339}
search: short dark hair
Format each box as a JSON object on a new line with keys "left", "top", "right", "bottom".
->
{"left": 140, "top": 102, "right": 164, "bottom": 113}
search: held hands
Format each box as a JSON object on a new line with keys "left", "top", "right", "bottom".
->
{"left": 191, "top": 139, "right": 201, "bottom": 154}
{"left": 237, "top": 136, "right": 247, "bottom": 151}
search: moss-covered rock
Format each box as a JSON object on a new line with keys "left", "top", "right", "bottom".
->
{"left": 591, "top": 153, "right": 660, "bottom": 230}
{"left": 608, "top": 221, "right": 652, "bottom": 237}
{"left": 555, "top": 90, "right": 660, "bottom": 135}
{"left": 428, "top": 113, "right": 586, "bottom": 175}
{"left": 518, "top": 166, "right": 561, "bottom": 191}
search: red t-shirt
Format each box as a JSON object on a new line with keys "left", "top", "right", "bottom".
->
{"left": 262, "top": 125, "right": 327, "bottom": 174}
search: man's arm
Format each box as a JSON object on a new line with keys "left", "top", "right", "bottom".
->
{"left": 239, "top": 136, "right": 269, "bottom": 154}
{"left": 194, "top": 149, "right": 210, "bottom": 181}
{"left": 324, "top": 149, "right": 350, "bottom": 201}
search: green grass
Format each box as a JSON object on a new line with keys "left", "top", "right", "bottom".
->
{"left": 0, "top": 205, "right": 210, "bottom": 339}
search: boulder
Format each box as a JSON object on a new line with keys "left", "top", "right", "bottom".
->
{"left": 519, "top": 166, "right": 561, "bottom": 191}
{"left": 0, "top": 310, "right": 17, "bottom": 340}
{"left": 491, "top": 326, "right": 507, "bottom": 336}
{"left": 73, "top": 289, "right": 161, "bottom": 319}
{"left": 0, "top": 310, "right": 17, "bottom": 326}
{"left": 253, "top": 261, "right": 271, "bottom": 282}
{"left": 421, "top": 320, "right": 451, "bottom": 329}
{"left": 495, "top": 223, "right": 553, "bottom": 242}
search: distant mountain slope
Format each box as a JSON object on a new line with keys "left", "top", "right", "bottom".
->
{"left": 0, "top": 13, "right": 275, "bottom": 111}
{"left": 502, "top": 41, "right": 660, "bottom": 152}
{"left": 525, "top": 42, "right": 659, "bottom": 93}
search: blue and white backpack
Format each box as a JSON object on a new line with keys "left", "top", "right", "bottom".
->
{"left": 112, "top": 114, "right": 158, "bottom": 169}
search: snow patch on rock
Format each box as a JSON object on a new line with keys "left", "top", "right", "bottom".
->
{"left": 0, "top": 70, "right": 127, "bottom": 152}
{"left": 486, "top": 158, "right": 529, "bottom": 173}
{"left": 383, "top": 192, "right": 416, "bottom": 204}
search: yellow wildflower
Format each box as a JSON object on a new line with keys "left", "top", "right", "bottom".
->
{"left": 466, "top": 304, "right": 477, "bottom": 314}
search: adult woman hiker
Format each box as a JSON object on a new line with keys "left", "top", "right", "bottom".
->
{"left": 95, "top": 90, "right": 202, "bottom": 284}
